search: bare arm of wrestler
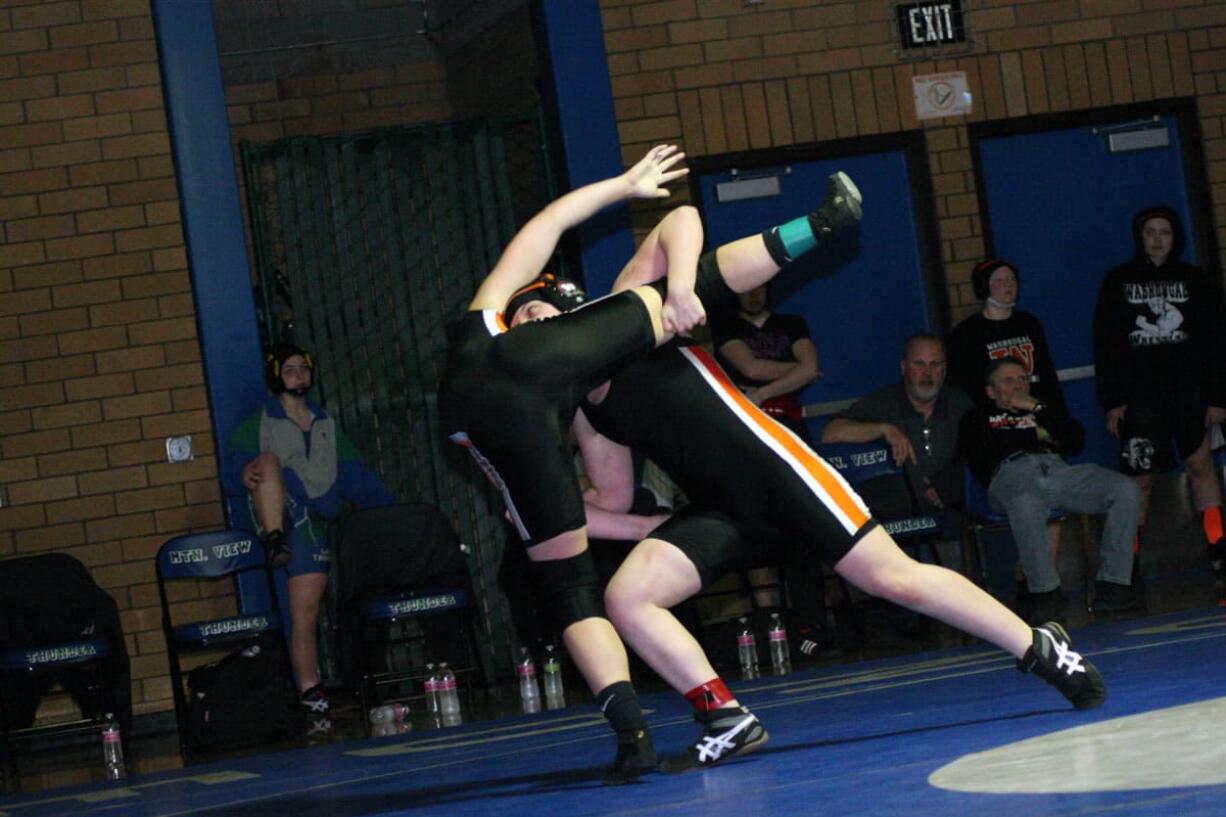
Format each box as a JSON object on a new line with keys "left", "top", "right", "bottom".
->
{"left": 608, "top": 205, "right": 706, "bottom": 335}
{"left": 468, "top": 145, "right": 688, "bottom": 313}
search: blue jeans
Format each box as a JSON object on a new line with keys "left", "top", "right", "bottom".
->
{"left": 988, "top": 453, "right": 1140, "bottom": 593}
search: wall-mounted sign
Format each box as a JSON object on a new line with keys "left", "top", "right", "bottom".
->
{"left": 895, "top": 1, "right": 966, "bottom": 49}
{"left": 912, "top": 71, "right": 972, "bottom": 120}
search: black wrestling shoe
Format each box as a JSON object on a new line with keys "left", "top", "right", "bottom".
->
{"left": 661, "top": 706, "right": 769, "bottom": 772}
{"left": 809, "top": 171, "right": 862, "bottom": 237}
{"left": 1017, "top": 621, "right": 1106, "bottom": 710}
{"left": 603, "top": 728, "right": 657, "bottom": 785}
{"left": 261, "top": 529, "right": 291, "bottom": 568}
{"left": 300, "top": 684, "right": 332, "bottom": 737}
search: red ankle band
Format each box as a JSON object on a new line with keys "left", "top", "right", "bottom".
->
{"left": 1203, "top": 507, "right": 1223, "bottom": 545}
{"left": 684, "top": 678, "right": 734, "bottom": 712}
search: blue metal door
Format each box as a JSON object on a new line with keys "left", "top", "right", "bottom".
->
{"left": 693, "top": 142, "right": 940, "bottom": 439}
{"left": 974, "top": 106, "right": 1206, "bottom": 467}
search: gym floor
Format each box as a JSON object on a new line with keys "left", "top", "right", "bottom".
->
{"left": 2, "top": 583, "right": 1223, "bottom": 816}
{"left": 3, "top": 471, "right": 1223, "bottom": 815}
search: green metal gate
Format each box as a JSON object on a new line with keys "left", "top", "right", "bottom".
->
{"left": 240, "top": 117, "right": 556, "bottom": 676}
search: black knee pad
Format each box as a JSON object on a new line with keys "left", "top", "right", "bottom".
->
{"left": 531, "top": 550, "right": 605, "bottom": 628}
{"left": 695, "top": 251, "right": 738, "bottom": 325}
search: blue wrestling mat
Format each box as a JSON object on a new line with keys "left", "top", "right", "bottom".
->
{"left": 3, "top": 608, "right": 1223, "bottom": 817}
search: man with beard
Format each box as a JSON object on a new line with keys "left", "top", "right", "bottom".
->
{"left": 821, "top": 333, "right": 971, "bottom": 521}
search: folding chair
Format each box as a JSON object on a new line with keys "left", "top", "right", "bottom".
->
{"left": 156, "top": 529, "right": 288, "bottom": 759}
{"left": 816, "top": 441, "right": 952, "bottom": 565}
{"left": 0, "top": 554, "right": 128, "bottom": 792}
{"left": 335, "top": 503, "right": 490, "bottom": 722}
{"left": 962, "top": 467, "right": 1074, "bottom": 587}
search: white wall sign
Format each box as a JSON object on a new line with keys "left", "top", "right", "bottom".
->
{"left": 912, "top": 71, "right": 972, "bottom": 120}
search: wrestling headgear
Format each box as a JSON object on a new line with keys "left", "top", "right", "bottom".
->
{"left": 504, "top": 273, "right": 587, "bottom": 321}
{"left": 264, "top": 343, "right": 315, "bottom": 396}
{"left": 971, "top": 258, "right": 1019, "bottom": 301}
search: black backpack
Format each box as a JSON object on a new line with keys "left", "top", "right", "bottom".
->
{"left": 185, "top": 636, "right": 302, "bottom": 752}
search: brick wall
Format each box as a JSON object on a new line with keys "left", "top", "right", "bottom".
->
{"left": 7, "top": 0, "right": 1226, "bottom": 723}
{"left": 599, "top": 0, "right": 1226, "bottom": 323}
{"left": 222, "top": 62, "right": 452, "bottom": 143}
{"left": 0, "top": 0, "right": 231, "bottom": 717}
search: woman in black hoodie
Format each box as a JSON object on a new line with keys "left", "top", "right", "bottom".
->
{"left": 1092, "top": 205, "right": 1226, "bottom": 583}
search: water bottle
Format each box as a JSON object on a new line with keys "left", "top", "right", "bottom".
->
{"left": 768, "top": 612, "right": 791, "bottom": 674}
{"left": 438, "top": 662, "right": 462, "bottom": 721}
{"left": 543, "top": 644, "right": 565, "bottom": 710}
{"left": 736, "top": 616, "right": 759, "bottom": 676}
{"left": 517, "top": 647, "right": 541, "bottom": 714}
{"left": 368, "top": 702, "right": 409, "bottom": 725}
{"left": 372, "top": 719, "right": 412, "bottom": 737}
{"left": 423, "top": 663, "right": 441, "bottom": 723}
{"left": 101, "top": 713, "right": 124, "bottom": 780}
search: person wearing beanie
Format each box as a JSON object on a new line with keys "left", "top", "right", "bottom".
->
{"left": 947, "top": 259, "right": 1072, "bottom": 611}
{"left": 226, "top": 343, "right": 396, "bottom": 734}
{"left": 1093, "top": 205, "right": 1226, "bottom": 602}
{"left": 947, "top": 259, "right": 1068, "bottom": 414}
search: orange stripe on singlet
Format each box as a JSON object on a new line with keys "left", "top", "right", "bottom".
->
{"left": 683, "top": 346, "right": 870, "bottom": 531}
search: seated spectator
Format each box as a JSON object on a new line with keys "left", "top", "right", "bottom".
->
{"left": 948, "top": 258, "right": 1071, "bottom": 590}
{"left": 713, "top": 285, "right": 834, "bottom": 655}
{"left": 714, "top": 283, "right": 821, "bottom": 440}
{"left": 227, "top": 344, "right": 395, "bottom": 733}
{"left": 821, "top": 333, "right": 971, "bottom": 526}
{"left": 948, "top": 258, "right": 1067, "bottom": 413}
{"left": 960, "top": 357, "right": 1143, "bottom": 623}
{"left": 1092, "top": 205, "right": 1226, "bottom": 602}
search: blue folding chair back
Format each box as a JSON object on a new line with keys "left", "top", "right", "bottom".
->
{"left": 963, "top": 467, "right": 1067, "bottom": 585}
{"left": 816, "top": 441, "right": 946, "bottom": 557}
{"left": 156, "top": 529, "right": 285, "bottom": 757}
{"left": 0, "top": 553, "right": 127, "bottom": 792}
{"left": 335, "top": 503, "right": 490, "bottom": 724}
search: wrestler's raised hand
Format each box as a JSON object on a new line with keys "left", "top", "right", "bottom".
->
{"left": 624, "top": 144, "right": 688, "bottom": 199}
{"left": 662, "top": 287, "right": 706, "bottom": 337}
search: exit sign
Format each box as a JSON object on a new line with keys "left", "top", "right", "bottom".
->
{"left": 896, "top": 2, "right": 966, "bottom": 49}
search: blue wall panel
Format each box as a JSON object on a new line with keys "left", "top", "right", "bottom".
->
{"left": 977, "top": 115, "right": 1192, "bottom": 467}
{"left": 536, "top": 1, "right": 635, "bottom": 296}
{"left": 697, "top": 150, "right": 932, "bottom": 426}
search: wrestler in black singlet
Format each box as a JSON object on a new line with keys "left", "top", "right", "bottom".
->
{"left": 582, "top": 258, "right": 875, "bottom": 566}
{"left": 439, "top": 291, "right": 656, "bottom": 546}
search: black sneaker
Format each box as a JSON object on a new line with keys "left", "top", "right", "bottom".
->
{"left": 661, "top": 706, "right": 769, "bottom": 772}
{"left": 809, "top": 171, "right": 863, "bottom": 237}
{"left": 300, "top": 684, "right": 332, "bottom": 737}
{"left": 603, "top": 728, "right": 657, "bottom": 785}
{"left": 1091, "top": 580, "right": 1144, "bottom": 614}
{"left": 1017, "top": 621, "right": 1106, "bottom": 710}
{"left": 261, "top": 529, "right": 291, "bottom": 568}
{"left": 793, "top": 623, "right": 839, "bottom": 659}
{"left": 1208, "top": 537, "right": 1226, "bottom": 571}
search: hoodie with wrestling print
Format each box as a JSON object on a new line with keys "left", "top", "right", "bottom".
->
{"left": 1092, "top": 205, "right": 1226, "bottom": 411}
